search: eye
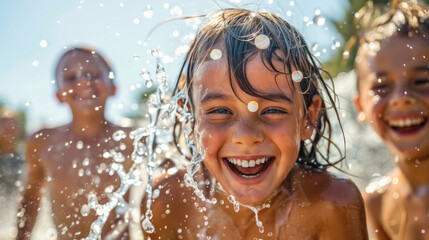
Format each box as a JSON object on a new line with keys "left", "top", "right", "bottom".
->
{"left": 262, "top": 108, "right": 287, "bottom": 115}
{"left": 371, "top": 83, "right": 390, "bottom": 95}
{"left": 208, "top": 108, "right": 232, "bottom": 115}
{"left": 414, "top": 78, "right": 429, "bottom": 86}
{"left": 65, "top": 75, "right": 76, "bottom": 83}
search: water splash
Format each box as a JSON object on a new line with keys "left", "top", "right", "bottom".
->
{"left": 82, "top": 50, "right": 184, "bottom": 240}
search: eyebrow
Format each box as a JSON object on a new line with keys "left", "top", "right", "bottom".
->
{"left": 200, "top": 93, "right": 230, "bottom": 104}
{"left": 376, "top": 65, "right": 429, "bottom": 77}
{"left": 413, "top": 65, "right": 429, "bottom": 71}
{"left": 200, "top": 92, "right": 293, "bottom": 104}
{"left": 262, "top": 93, "right": 293, "bottom": 103}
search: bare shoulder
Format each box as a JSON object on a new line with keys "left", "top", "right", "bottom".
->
{"left": 290, "top": 165, "right": 363, "bottom": 204}
{"left": 26, "top": 126, "right": 64, "bottom": 155}
{"left": 288, "top": 166, "right": 368, "bottom": 239}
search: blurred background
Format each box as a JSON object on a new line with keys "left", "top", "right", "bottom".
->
{"left": 0, "top": 0, "right": 413, "bottom": 239}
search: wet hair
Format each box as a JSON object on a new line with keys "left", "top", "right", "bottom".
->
{"left": 172, "top": 8, "right": 345, "bottom": 169}
{"left": 54, "top": 47, "right": 114, "bottom": 89}
{"left": 352, "top": 0, "right": 429, "bottom": 90}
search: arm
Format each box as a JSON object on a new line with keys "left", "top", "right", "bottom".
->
{"left": 16, "top": 134, "right": 46, "bottom": 240}
{"left": 364, "top": 191, "right": 390, "bottom": 240}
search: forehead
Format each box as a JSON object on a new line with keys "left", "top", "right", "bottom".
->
{"left": 192, "top": 54, "right": 296, "bottom": 98}
{"left": 58, "top": 50, "right": 108, "bottom": 72}
{"left": 359, "top": 35, "right": 429, "bottom": 73}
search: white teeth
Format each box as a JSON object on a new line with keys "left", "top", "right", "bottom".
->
{"left": 388, "top": 117, "right": 425, "bottom": 128}
{"left": 249, "top": 160, "right": 255, "bottom": 167}
{"left": 227, "top": 157, "right": 268, "bottom": 168}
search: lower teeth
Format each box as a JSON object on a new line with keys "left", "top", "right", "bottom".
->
{"left": 241, "top": 173, "right": 260, "bottom": 178}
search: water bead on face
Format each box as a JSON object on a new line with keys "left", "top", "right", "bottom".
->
{"left": 247, "top": 101, "right": 259, "bottom": 112}
{"left": 292, "top": 70, "right": 303, "bottom": 82}
{"left": 210, "top": 49, "right": 222, "bottom": 60}
{"left": 254, "top": 34, "right": 270, "bottom": 50}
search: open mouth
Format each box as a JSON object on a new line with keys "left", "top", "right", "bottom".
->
{"left": 387, "top": 117, "right": 427, "bottom": 134}
{"left": 224, "top": 157, "right": 274, "bottom": 179}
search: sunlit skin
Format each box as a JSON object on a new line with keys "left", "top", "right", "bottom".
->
{"left": 355, "top": 34, "right": 429, "bottom": 240}
{"left": 17, "top": 50, "right": 134, "bottom": 240}
{"left": 145, "top": 53, "right": 368, "bottom": 240}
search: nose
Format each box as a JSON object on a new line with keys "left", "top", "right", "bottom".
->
{"left": 389, "top": 88, "right": 417, "bottom": 108}
{"left": 231, "top": 117, "right": 264, "bottom": 146}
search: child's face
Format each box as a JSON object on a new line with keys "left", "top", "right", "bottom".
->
{"left": 191, "top": 53, "right": 318, "bottom": 205}
{"left": 355, "top": 35, "right": 429, "bottom": 160}
{"left": 56, "top": 51, "right": 115, "bottom": 113}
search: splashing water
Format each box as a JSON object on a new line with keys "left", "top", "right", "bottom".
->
{"left": 82, "top": 49, "right": 185, "bottom": 240}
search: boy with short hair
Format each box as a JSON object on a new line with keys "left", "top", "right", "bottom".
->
{"left": 17, "top": 47, "right": 134, "bottom": 239}
{"left": 353, "top": 1, "right": 429, "bottom": 239}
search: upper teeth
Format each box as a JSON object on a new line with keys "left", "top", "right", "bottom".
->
{"left": 226, "top": 157, "right": 268, "bottom": 168}
{"left": 388, "top": 118, "right": 425, "bottom": 128}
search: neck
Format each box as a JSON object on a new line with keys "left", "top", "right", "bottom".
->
{"left": 396, "top": 153, "right": 429, "bottom": 189}
{"left": 70, "top": 110, "right": 110, "bottom": 138}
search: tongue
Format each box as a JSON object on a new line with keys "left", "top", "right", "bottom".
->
{"left": 394, "top": 124, "right": 423, "bottom": 133}
{"left": 235, "top": 164, "right": 265, "bottom": 175}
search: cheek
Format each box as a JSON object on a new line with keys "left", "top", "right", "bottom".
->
{"left": 194, "top": 119, "right": 215, "bottom": 153}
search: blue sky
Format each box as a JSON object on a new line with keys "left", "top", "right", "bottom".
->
{"left": 0, "top": 0, "right": 348, "bottom": 133}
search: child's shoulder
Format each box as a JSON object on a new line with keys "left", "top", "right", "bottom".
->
{"left": 289, "top": 165, "right": 363, "bottom": 205}
{"left": 27, "top": 125, "right": 68, "bottom": 145}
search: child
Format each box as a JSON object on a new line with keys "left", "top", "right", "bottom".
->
{"left": 143, "top": 8, "right": 368, "bottom": 239}
{"left": 353, "top": 1, "right": 429, "bottom": 239}
{"left": 17, "top": 47, "right": 134, "bottom": 239}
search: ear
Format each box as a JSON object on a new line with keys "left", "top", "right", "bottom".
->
{"left": 301, "top": 95, "right": 322, "bottom": 141}
{"left": 56, "top": 90, "right": 66, "bottom": 103}
{"left": 353, "top": 94, "right": 366, "bottom": 123}
{"left": 109, "top": 84, "right": 117, "bottom": 96}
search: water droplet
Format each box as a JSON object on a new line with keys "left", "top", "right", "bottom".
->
{"left": 143, "top": 9, "right": 153, "bottom": 19}
{"left": 32, "top": 61, "right": 39, "bottom": 67}
{"left": 108, "top": 71, "right": 115, "bottom": 79}
{"left": 313, "top": 15, "right": 326, "bottom": 26}
{"left": 151, "top": 49, "right": 159, "bottom": 57}
{"left": 81, "top": 204, "right": 90, "bottom": 217}
{"left": 76, "top": 141, "right": 84, "bottom": 150}
{"left": 133, "top": 17, "right": 140, "bottom": 24}
{"left": 145, "top": 80, "right": 153, "bottom": 88}
{"left": 210, "top": 49, "right": 222, "bottom": 60}
{"left": 40, "top": 40, "right": 48, "bottom": 48}
{"left": 254, "top": 34, "right": 270, "bottom": 50}
{"left": 292, "top": 71, "right": 303, "bottom": 82}
{"left": 247, "top": 101, "right": 259, "bottom": 112}
{"left": 83, "top": 157, "right": 90, "bottom": 166}
{"left": 112, "top": 130, "right": 127, "bottom": 141}
{"left": 392, "top": 191, "right": 400, "bottom": 199}
{"left": 142, "top": 218, "right": 155, "bottom": 233}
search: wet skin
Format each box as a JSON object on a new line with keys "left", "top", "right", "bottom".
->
{"left": 355, "top": 35, "right": 429, "bottom": 239}
{"left": 144, "top": 54, "right": 368, "bottom": 239}
{"left": 17, "top": 50, "right": 134, "bottom": 239}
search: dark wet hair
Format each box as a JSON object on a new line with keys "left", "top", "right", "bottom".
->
{"left": 54, "top": 47, "right": 114, "bottom": 89}
{"left": 172, "top": 8, "right": 345, "bottom": 169}
{"left": 351, "top": 0, "right": 429, "bottom": 89}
